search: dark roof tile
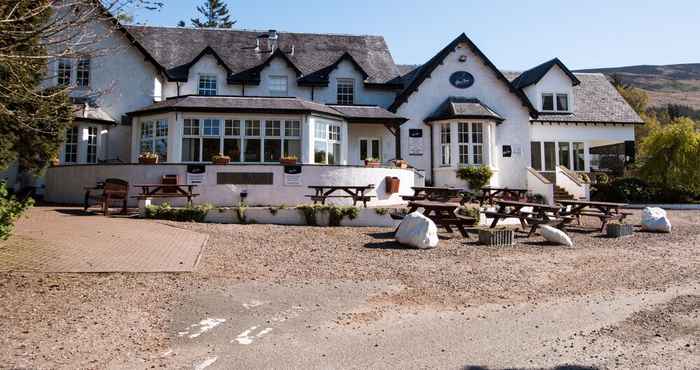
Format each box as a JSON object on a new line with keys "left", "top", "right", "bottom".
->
{"left": 425, "top": 97, "right": 504, "bottom": 123}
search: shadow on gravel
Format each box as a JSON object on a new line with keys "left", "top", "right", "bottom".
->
{"left": 367, "top": 231, "right": 396, "bottom": 240}
{"left": 364, "top": 241, "right": 414, "bottom": 250}
{"left": 54, "top": 208, "right": 98, "bottom": 217}
{"left": 462, "top": 365, "right": 599, "bottom": 370}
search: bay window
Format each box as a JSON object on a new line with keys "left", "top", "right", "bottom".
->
{"left": 314, "top": 121, "right": 341, "bottom": 164}
{"left": 457, "top": 122, "right": 483, "bottom": 165}
{"left": 141, "top": 119, "right": 168, "bottom": 161}
{"left": 182, "top": 117, "right": 302, "bottom": 163}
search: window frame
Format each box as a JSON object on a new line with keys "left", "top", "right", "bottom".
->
{"left": 140, "top": 119, "right": 168, "bottom": 161}
{"left": 76, "top": 58, "right": 90, "bottom": 88}
{"left": 198, "top": 74, "right": 218, "bottom": 96}
{"left": 556, "top": 93, "right": 569, "bottom": 111}
{"left": 336, "top": 78, "right": 355, "bottom": 105}
{"left": 457, "top": 121, "right": 484, "bottom": 166}
{"left": 359, "top": 137, "right": 381, "bottom": 161}
{"left": 314, "top": 121, "right": 342, "bottom": 165}
{"left": 57, "top": 59, "right": 72, "bottom": 86}
{"left": 268, "top": 75, "right": 289, "bottom": 96}
{"left": 63, "top": 126, "right": 79, "bottom": 163}
{"left": 541, "top": 93, "right": 554, "bottom": 111}
{"left": 86, "top": 126, "right": 98, "bottom": 163}
{"left": 439, "top": 123, "right": 451, "bottom": 166}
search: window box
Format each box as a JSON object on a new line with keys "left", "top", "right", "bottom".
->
{"left": 280, "top": 156, "right": 297, "bottom": 166}
{"left": 139, "top": 153, "right": 159, "bottom": 164}
{"left": 212, "top": 154, "right": 231, "bottom": 165}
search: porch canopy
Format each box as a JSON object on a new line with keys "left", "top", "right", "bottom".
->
{"left": 127, "top": 95, "right": 407, "bottom": 165}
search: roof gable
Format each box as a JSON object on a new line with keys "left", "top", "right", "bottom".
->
{"left": 228, "top": 48, "right": 303, "bottom": 85}
{"left": 298, "top": 52, "right": 369, "bottom": 86}
{"left": 167, "top": 46, "right": 232, "bottom": 81}
{"left": 389, "top": 33, "right": 538, "bottom": 116}
{"left": 511, "top": 58, "right": 581, "bottom": 90}
{"left": 425, "top": 97, "right": 504, "bottom": 123}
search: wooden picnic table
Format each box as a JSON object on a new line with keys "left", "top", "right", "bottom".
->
{"left": 407, "top": 200, "right": 473, "bottom": 237}
{"left": 480, "top": 186, "right": 529, "bottom": 206}
{"left": 306, "top": 184, "right": 375, "bottom": 207}
{"left": 558, "top": 199, "right": 630, "bottom": 232}
{"left": 84, "top": 179, "right": 128, "bottom": 215}
{"left": 133, "top": 183, "right": 199, "bottom": 206}
{"left": 486, "top": 200, "right": 570, "bottom": 237}
{"left": 402, "top": 186, "right": 472, "bottom": 204}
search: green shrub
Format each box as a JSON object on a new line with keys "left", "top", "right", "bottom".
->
{"left": 374, "top": 207, "right": 389, "bottom": 216}
{"left": 639, "top": 118, "right": 700, "bottom": 192}
{"left": 456, "top": 206, "right": 480, "bottom": 219}
{"left": 296, "top": 204, "right": 359, "bottom": 226}
{"left": 0, "top": 183, "right": 33, "bottom": 240}
{"left": 595, "top": 173, "right": 610, "bottom": 184}
{"left": 591, "top": 177, "right": 700, "bottom": 203}
{"left": 456, "top": 165, "right": 493, "bottom": 190}
{"left": 144, "top": 203, "right": 213, "bottom": 222}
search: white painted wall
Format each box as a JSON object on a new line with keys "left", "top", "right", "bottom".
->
{"left": 44, "top": 164, "right": 415, "bottom": 207}
{"left": 347, "top": 124, "right": 396, "bottom": 165}
{"left": 522, "top": 65, "right": 575, "bottom": 112}
{"left": 526, "top": 169, "right": 554, "bottom": 205}
{"left": 395, "top": 44, "right": 532, "bottom": 187}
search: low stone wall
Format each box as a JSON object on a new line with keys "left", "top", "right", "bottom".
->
{"left": 205, "top": 207, "right": 402, "bottom": 227}
{"left": 45, "top": 164, "right": 416, "bottom": 207}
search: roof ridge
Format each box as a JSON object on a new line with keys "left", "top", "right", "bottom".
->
{"left": 123, "top": 24, "right": 384, "bottom": 38}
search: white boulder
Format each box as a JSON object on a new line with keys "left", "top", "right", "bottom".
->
{"left": 395, "top": 212, "right": 439, "bottom": 249}
{"left": 641, "top": 207, "right": 672, "bottom": 233}
{"left": 540, "top": 225, "right": 574, "bottom": 247}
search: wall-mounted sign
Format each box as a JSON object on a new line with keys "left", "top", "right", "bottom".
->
{"left": 449, "top": 71, "right": 475, "bottom": 89}
{"left": 502, "top": 145, "right": 512, "bottom": 158}
{"left": 284, "top": 165, "right": 302, "bottom": 174}
{"left": 408, "top": 129, "right": 423, "bottom": 156}
{"left": 187, "top": 164, "right": 206, "bottom": 174}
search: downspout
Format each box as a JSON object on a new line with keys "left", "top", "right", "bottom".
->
{"left": 176, "top": 82, "right": 181, "bottom": 97}
{"left": 311, "top": 86, "right": 315, "bottom": 101}
{"left": 429, "top": 122, "right": 434, "bottom": 185}
{"left": 242, "top": 82, "right": 245, "bottom": 96}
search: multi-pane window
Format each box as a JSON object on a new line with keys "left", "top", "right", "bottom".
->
{"left": 269, "top": 76, "right": 288, "bottom": 96}
{"left": 457, "top": 122, "right": 483, "bottom": 165}
{"left": 542, "top": 93, "right": 554, "bottom": 111}
{"left": 440, "top": 123, "right": 450, "bottom": 166}
{"left": 283, "top": 120, "right": 301, "bottom": 158}
{"left": 556, "top": 94, "right": 569, "bottom": 111}
{"left": 544, "top": 142, "right": 556, "bottom": 171}
{"left": 360, "top": 138, "right": 381, "bottom": 161}
{"left": 531, "top": 141, "right": 585, "bottom": 172}
{"left": 141, "top": 119, "right": 168, "bottom": 161}
{"left": 314, "top": 122, "right": 342, "bottom": 164}
{"left": 86, "top": 126, "right": 98, "bottom": 163}
{"left": 198, "top": 75, "right": 217, "bottom": 96}
{"left": 183, "top": 117, "right": 303, "bottom": 163}
{"left": 530, "top": 141, "right": 542, "bottom": 171}
{"left": 558, "top": 142, "right": 571, "bottom": 169}
{"left": 57, "top": 59, "right": 72, "bottom": 86}
{"left": 573, "top": 142, "right": 585, "bottom": 171}
{"left": 64, "top": 126, "right": 79, "bottom": 163}
{"left": 223, "top": 120, "right": 241, "bottom": 163}
{"left": 336, "top": 78, "right": 354, "bottom": 105}
{"left": 76, "top": 58, "right": 90, "bottom": 88}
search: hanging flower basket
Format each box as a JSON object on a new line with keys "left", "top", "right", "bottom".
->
{"left": 280, "top": 156, "right": 298, "bottom": 166}
{"left": 138, "top": 152, "right": 159, "bottom": 164}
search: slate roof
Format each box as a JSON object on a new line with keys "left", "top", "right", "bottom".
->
{"left": 531, "top": 73, "right": 643, "bottom": 124}
{"left": 425, "top": 97, "right": 504, "bottom": 123}
{"left": 127, "top": 95, "right": 407, "bottom": 123}
{"left": 72, "top": 103, "right": 116, "bottom": 124}
{"left": 124, "top": 25, "right": 401, "bottom": 85}
{"left": 510, "top": 58, "right": 580, "bottom": 89}
{"left": 328, "top": 105, "right": 408, "bottom": 124}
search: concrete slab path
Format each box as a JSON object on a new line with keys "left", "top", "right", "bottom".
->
{"left": 0, "top": 207, "right": 207, "bottom": 272}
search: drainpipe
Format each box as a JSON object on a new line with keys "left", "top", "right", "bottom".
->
{"left": 311, "top": 86, "right": 315, "bottom": 101}
{"left": 429, "top": 123, "right": 434, "bottom": 186}
{"left": 242, "top": 82, "right": 245, "bottom": 96}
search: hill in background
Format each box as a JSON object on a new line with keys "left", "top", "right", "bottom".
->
{"left": 577, "top": 63, "right": 700, "bottom": 111}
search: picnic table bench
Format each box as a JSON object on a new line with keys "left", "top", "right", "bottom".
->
{"left": 133, "top": 183, "right": 199, "bottom": 206}
{"left": 306, "top": 184, "right": 375, "bottom": 207}
{"left": 84, "top": 178, "right": 129, "bottom": 216}
{"left": 480, "top": 186, "right": 529, "bottom": 206}
{"left": 407, "top": 200, "right": 474, "bottom": 237}
{"left": 558, "top": 199, "right": 631, "bottom": 232}
{"left": 486, "top": 200, "right": 572, "bottom": 237}
{"left": 402, "top": 186, "right": 473, "bottom": 205}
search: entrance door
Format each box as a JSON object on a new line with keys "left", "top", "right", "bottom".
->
{"left": 359, "top": 138, "right": 381, "bottom": 161}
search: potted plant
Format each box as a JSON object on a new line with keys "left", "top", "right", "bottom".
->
{"left": 280, "top": 155, "right": 298, "bottom": 166}
{"left": 392, "top": 159, "right": 408, "bottom": 169}
{"left": 138, "top": 152, "right": 159, "bottom": 164}
{"left": 49, "top": 156, "right": 60, "bottom": 167}
{"left": 364, "top": 157, "right": 381, "bottom": 168}
{"left": 456, "top": 165, "right": 493, "bottom": 191}
{"left": 212, "top": 153, "right": 231, "bottom": 165}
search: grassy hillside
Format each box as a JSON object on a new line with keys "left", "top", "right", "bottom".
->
{"left": 577, "top": 63, "right": 700, "bottom": 110}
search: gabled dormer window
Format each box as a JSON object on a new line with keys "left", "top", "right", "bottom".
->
{"left": 198, "top": 75, "right": 217, "bottom": 96}
{"left": 337, "top": 78, "right": 355, "bottom": 105}
{"left": 542, "top": 93, "right": 554, "bottom": 111}
{"left": 556, "top": 93, "right": 569, "bottom": 111}
{"left": 269, "top": 75, "right": 288, "bottom": 96}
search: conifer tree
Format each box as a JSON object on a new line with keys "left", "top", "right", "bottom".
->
{"left": 190, "top": 0, "right": 236, "bottom": 28}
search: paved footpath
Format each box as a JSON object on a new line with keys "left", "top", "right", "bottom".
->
{"left": 0, "top": 206, "right": 207, "bottom": 273}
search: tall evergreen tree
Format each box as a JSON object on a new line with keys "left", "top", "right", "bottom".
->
{"left": 190, "top": 0, "right": 236, "bottom": 28}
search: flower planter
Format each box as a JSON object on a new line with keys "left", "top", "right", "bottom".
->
{"left": 49, "top": 159, "right": 60, "bottom": 167}
{"left": 280, "top": 159, "right": 297, "bottom": 166}
{"left": 607, "top": 223, "right": 634, "bottom": 238}
{"left": 385, "top": 176, "right": 400, "bottom": 194}
{"left": 213, "top": 158, "right": 230, "bottom": 165}
{"left": 364, "top": 160, "right": 380, "bottom": 168}
{"left": 139, "top": 157, "right": 158, "bottom": 164}
{"left": 478, "top": 228, "right": 514, "bottom": 247}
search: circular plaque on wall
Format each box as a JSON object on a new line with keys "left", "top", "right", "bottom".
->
{"left": 449, "top": 71, "right": 475, "bottom": 89}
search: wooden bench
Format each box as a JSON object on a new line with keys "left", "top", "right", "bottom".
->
{"left": 84, "top": 178, "right": 129, "bottom": 216}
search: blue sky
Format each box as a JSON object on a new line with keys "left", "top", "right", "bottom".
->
{"left": 134, "top": 0, "right": 699, "bottom": 71}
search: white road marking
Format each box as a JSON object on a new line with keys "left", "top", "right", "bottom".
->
{"left": 178, "top": 318, "right": 226, "bottom": 339}
{"left": 161, "top": 349, "right": 173, "bottom": 357}
{"left": 257, "top": 327, "right": 273, "bottom": 337}
{"left": 242, "top": 300, "right": 265, "bottom": 309}
{"left": 194, "top": 356, "right": 218, "bottom": 370}
{"left": 233, "top": 326, "right": 258, "bottom": 345}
